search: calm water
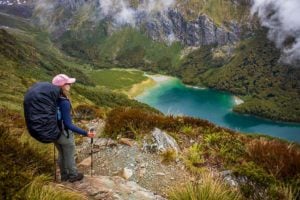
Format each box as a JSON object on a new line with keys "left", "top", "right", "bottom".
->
{"left": 136, "top": 78, "right": 300, "bottom": 143}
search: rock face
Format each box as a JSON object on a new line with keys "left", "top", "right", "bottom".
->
{"left": 1, "top": 0, "right": 243, "bottom": 46}
{"left": 64, "top": 176, "right": 166, "bottom": 200}
{"left": 28, "top": 0, "right": 241, "bottom": 47}
{"left": 142, "top": 9, "right": 240, "bottom": 46}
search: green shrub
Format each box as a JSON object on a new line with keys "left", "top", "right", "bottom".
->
{"left": 201, "top": 131, "right": 246, "bottom": 166}
{"left": 181, "top": 125, "right": 194, "bottom": 136}
{"left": 233, "top": 161, "right": 276, "bottom": 198}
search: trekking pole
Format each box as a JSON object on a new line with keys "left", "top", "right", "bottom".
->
{"left": 53, "top": 143, "right": 56, "bottom": 182}
{"left": 91, "top": 137, "right": 93, "bottom": 177}
{"left": 89, "top": 127, "right": 95, "bottom": 177}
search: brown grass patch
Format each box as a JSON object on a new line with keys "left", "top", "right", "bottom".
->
{"left": 246, "top": 138, "right": 300, "bottom": 179}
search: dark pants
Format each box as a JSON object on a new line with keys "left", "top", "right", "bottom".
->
{"left": 54, "top": 131, "right": 78, "bottom": 180}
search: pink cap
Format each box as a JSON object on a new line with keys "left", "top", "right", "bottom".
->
{"left": 52, "top": 74, "right": 76, "bottom": 86}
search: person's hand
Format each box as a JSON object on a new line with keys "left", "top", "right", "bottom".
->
{"left": 87, "top": 128, "right": 96, "bottom": 138}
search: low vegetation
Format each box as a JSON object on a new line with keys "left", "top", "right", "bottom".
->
{"left": 104, "top": 107, "right": 300, "bottom": 199}
{"left": 19, "top": 175, "right": 86, "bottom": 200}
{"left": 86, "top": 69, "right": 147, "bottom": 91}
{"left": 0, "top": 110, "right": 53, "bottom": 199}
{"left": 168, "top": 172, "right": 242, "bottom": 200}
{"left": 176, "top": 0, "right": 250, "bottom": 25}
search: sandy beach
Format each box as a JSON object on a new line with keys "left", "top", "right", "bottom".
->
{"left": 144, "top": 74, "right": 174, "bottom": 83}
{"left": 127, "top": 74, "right": 173, "bottom": 98}
{"left": 126, "top": 78, "right": 156, "bottom": 98}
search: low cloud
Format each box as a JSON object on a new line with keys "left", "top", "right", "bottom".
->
{"left": 252, "top": 0, "right": 300, "bottom": 65}
{"left": 99, "top": 0, "right": 175, "bottom": 26}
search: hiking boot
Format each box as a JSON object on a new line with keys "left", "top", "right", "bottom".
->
{"left": 68, "top": 173, "right": 84, "bottom": 183}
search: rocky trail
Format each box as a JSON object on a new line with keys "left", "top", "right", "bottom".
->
{"left": 59, "top": 119, "right": 192, "bottom": 199}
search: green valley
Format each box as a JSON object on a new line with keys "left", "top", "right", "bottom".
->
{"left": 1, "top": 0, "right": 300, "bottom": 199}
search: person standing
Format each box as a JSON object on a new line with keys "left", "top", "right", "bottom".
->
{"left": 52, "top": 74, "right": 95, "bottom": 182}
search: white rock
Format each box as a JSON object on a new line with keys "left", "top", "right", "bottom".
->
{"left": 121, "top": 168, "right": 133, "bottom": 180}
{"left": 152, "top": 128, "right": 180, "bottom": 154}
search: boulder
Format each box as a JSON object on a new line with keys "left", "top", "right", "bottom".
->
{"left": 143, "top": 128, "right": 180, "bottom": 154}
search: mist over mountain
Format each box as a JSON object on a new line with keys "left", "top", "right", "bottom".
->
{"left": 31, "top": 0, "right": 243, "bottom": 47}
{"left": 0, "top": 0, "right": 299, "bottom": 122}
{"left": 252, "top": 0, "right": 300, "bottom": 65}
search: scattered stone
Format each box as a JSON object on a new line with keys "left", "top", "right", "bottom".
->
{"left": 107, "top": 139, "right": 118, "bottom": 147}
{"left": 138, "top": 168, "right": 147, "bottom": 178}
{"left": 121, "top": 168, "right": 133, "bottom": 180}
{"left": 95, "top": 138, "right": 109, "bottom": 147}
{"left": 118, "top": 138, "right": 135, "bottom": 147}
{"left": 156, "top": 172, "right": 166, "bottom": 176}
{"left": 78, "top": 157, "right": 91, "bottom": 167}
{"left": 220, "top": 170, "right": 239, "bottom": 187}
{"left": 224, "top": 176, "right": 238, "bottom": 187}
{"left": 87, "top": 187, "right": 100, "bottom": 196}
{"left": 220, "top": 170, "right": 233, "bottom": 177}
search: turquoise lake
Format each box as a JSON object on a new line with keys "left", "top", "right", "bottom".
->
{"left": 136, "top": 77, "right": 300, "bottom": 143}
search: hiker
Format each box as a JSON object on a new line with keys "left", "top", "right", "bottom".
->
{"left": 52, "top": 74, "right": 95, "bottom": 182}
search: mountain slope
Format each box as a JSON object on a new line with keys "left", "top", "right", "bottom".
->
{"left": 0, "top": 12, "right": 155, "bottom": 112}
{"left": 177, "top": 29, "right": 300, "bottom": 122}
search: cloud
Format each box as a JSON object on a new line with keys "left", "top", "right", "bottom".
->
{"left": 252, "top": 0, "right": 300, "bottom": 65}
{"left": 99, "top": 0, "right": 175, "bottom": 26}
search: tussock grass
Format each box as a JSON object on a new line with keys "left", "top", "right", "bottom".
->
{"left": 19, "top": 175, "right": 87, "bottom": 200}
{"left": 0, "top": 124, "right": 52, "bottom": 199}
{"left": 168, "top": 172, "right": 242, "bottom": 200}
{"left": 160, "top": 148, "right": 177, "bottom": 163}
{"left": 246, "top": 138, "right": 300, "bottom": 180}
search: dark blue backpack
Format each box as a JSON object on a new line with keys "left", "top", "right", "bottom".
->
{"left": 23, "top": 82, "right": 61, "bottom": 143}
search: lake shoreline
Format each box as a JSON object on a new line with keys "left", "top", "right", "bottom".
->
{"left": 127, "top": 71, "right": 299, "bottom": 124}
{"left": 133, "top": 73, "right": 300, "bottom": 143}
{"left": 127, "top": 74, "right": 175, "bottom": 98}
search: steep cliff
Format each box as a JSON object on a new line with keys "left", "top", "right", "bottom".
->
{"left": 30, "top": 0, "right": 244, "bottom": 46}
